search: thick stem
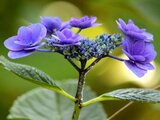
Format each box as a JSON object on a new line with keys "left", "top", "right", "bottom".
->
{"left": 75, "top": 71, "right": 86, "bottom": 102}
{"left": 72, "top": 60, "right": 87, "bottom": 120}
{"left": 72, "top": 103, "right": 81, "bottom": 120}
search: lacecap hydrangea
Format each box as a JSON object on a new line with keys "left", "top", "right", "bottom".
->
{"left": 4, "top": 16, "right": 157, "bottom": 77}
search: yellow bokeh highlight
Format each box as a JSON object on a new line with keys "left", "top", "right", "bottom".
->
{"left": 80, "top": 26, "right": 108, "bottom": 39}
{"left": 41, "top": 1, "right": 82, "bottom": 21}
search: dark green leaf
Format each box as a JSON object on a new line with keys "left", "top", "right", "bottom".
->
{"left": 8, "top": 80, "right": 107, "bottom": 120}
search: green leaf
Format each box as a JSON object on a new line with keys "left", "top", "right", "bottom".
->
{"left": 8, "top": 80, "right": 107, "bottom": 120}
{"left": 0, "top": 56, "right": 75, "bottom": 101}
{"left": 83, "top": 88, "right": 160, "bottom": 107}
{"left": 102, "top": 88, "right": 160, "bottom": 103}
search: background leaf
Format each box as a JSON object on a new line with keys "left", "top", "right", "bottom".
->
{"left": 8, "top": 80, "right": 106, "bottom": 120}
{"left": 101, "top": 88, "right": 160, "bottom": 103}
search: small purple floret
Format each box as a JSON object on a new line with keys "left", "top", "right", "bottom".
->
{"left": 122, "top": 37, "right": 156, "bottom": 77}
{"left": 69, "top": 16, "right": 101, "bottom": 29}
{"left": 4, "top": 23, "right": 47, "bottom": 59}
{"left": 40, "top": 17, "right": 71, "bottom": 34}
{"left": 50, "top": 29, "right": 82, "bottom": 46}
{"left": 40, "top": 17, "right": 62, "bottom": 34}
{"left": 117, "top": 18, "right": 153, "bottom": 42}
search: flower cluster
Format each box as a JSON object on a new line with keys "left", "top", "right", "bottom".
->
{"left": 53, "top": 34, "right": 121, "bottom": 60}
{"left": 117, "top": 19, "right": 156, "bottom": 77}
{"left": 4, "top": 16, "right": 157, "bottom": 77}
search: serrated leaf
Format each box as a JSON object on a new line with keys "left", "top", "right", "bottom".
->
{"left": 0, "top": 56, "right": 75, "bottom": 101}
{"left": 8, "top": 80, "right": 107, "bottom": 120}
{"left": 101, "top": 88, "right": 160, "bottom": 103}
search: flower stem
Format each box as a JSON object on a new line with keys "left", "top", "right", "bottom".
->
{"left": 107, "top": 54, "right": 125, "bottom": 61}
{"left": 76, "top": 28, "right": 82, "bottom": 34}
{"left": 72, "top": 60, "right": 87, "bottom": 120}
{"left": 67, "top": 59, "right": 80, "bottom": 72}
{"left": 85, "top": 58, "right": 102, "bottom": 73}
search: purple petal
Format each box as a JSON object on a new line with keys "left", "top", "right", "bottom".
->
{"left": 28, "top": 23, "right": 47, "bottom": 45}
{"left": 132, "top": 55, "right": 145, "bottom": 62}
{"left": 142, "top": 32, "right": 153, "bottom": 42}
{"left": 70, "top": 16, "right": 99, "bottom": 29}
{"left": 90, "top": 16, "right": 97, "bottom": 24}
{"left": 126, "top": 31, "right": 146, "bottom": 40}
{"left": 8, "top": 50, "right": 35, "bottom": 59}
{"left": 62, "top": 29, "right": 73, "bottom": 38}
{"left": 4, "top": 36, "right": 24, "bottom": 51}
{"left": 116, "top": 18, "right": 127, "bottom": 33}
{"left": 136, "top": 63, "right": 154, "bottom": 70}
{"left": 122, "top": 37, "right": 135, "bottom": 54}
{"left": 24, "top": 43, "right": 45, "bottom": 50}
{"left": 144, "top": 43, "right": 157, "bottom": 62}
{"left": 124, "top": 60, "right": 147, "bottom": 77}
{"left": 79, "top": 21, "right": 92, "bottom": 28}
{"left": 132, "top": 40, "right": 145, "bottom": 55}
{"left": 127, "top": 20, "right": 140, "bottom": 32}
{"left": 17, "top": 26, "right": 32, "bottom": 46}
{"left": 40, "top": 17, "right": 62, "bottom": 32}
{"left": 80, "top": 16, "right": 89, "bottom": 21}
{"left": 69, "top": 17, "right": 79, "bottom": 27}
{"left": 122, "top": 49, "right": 135, "bottom": 60}
{"left": 56, "top": 31, "right": 66, "bottom": 42}
{"left": 60, "top": 22, "right": 72, "bottom": 30}
{"left": 92, "top": 23, "right": 101, "bottom": 27}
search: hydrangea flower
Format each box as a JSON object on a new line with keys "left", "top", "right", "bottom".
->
{"left": 117, "top": 18, "right": 153, "bottom": 42}
{"left": 40, "top": 17, "right": 71, "bottom": 34}
{"left": 69, "top": 16, "right": 100, "bottom": 29}
{"left": 40, "top": 17, "right": 62, "bottom": 34}
{"left": 4, "top": 23, "right": 47, "bottom": 59}
{"left": 49, "top": 28, "right": 82, "bottom": 46}
{"left": 123, "top": 38, "right": 156, "bottom": 77}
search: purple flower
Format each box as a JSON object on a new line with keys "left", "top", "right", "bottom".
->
{"left": 123, "top": 37, "right": 156, "bottom": 77}
{"left": 50, "top": 29, "right": 82, "bottom": 46}
{"left": 4, "top": 23, "right": 47, "bottom": 59}
{"left": 117, "top": 19, "right": 153, "bottom": 42}
{"left": 40, "top": 17, "right": 62, "bottom": 34}
{"left": 40, "top": 17, "right": 71, "bottom": 34}
{"left": 69, "top": 16, "right": 101, "bottom": 29}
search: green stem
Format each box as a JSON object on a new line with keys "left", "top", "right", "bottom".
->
{"left": 82, "top": 96, "right": 118, "bottom": 107}
{"left": 72, "top": 103, "right": 81, "bottom": 120}
{"left": 82, "top": 96, "right": 103, "bottom": 107}
{"left": 51, "top": 87, "right": 76, "bottom": 102}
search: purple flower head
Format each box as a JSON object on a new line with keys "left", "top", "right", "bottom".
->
{"left": 69, "top": 16, "right": 101, "bottom": 29}
{"left": 123, "top": 37, "right": 156, "bottom": 77}
{"left": 40, "top": 17, "right": 62, "bottom": 34}
{"left": 4, "top": 23, "right": 47, "bottom": 59}
{"left": 50, "top": 28, "right": 82, "bottom": 46}
{"left": 117, "top": 18, "right": 153, "bottom": 42}
{"left": 40, "top": 17, "right": 72, "bottom": 34}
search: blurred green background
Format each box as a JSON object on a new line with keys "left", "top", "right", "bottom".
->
{"left": 0, "top": 0, "right": 160, "bottom": 120}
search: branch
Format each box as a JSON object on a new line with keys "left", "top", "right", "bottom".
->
{"left": 107, "top": 54, "right": 125, "bottom": 61}
{"left": 85, "top": 58, "right": 102, "bottom": 73}
{"left": 67, "top": 59, "right": 80, "bottom": 72}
